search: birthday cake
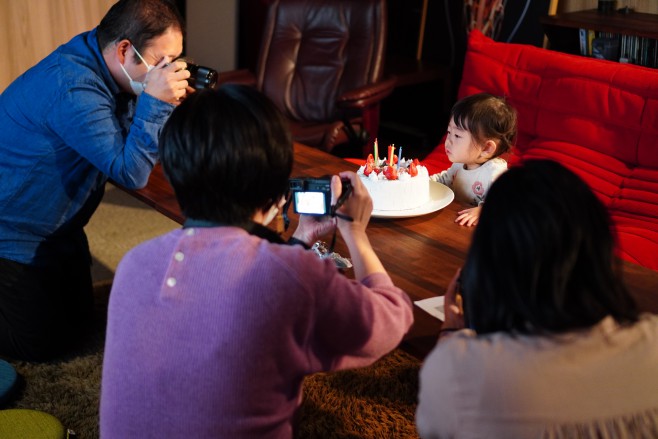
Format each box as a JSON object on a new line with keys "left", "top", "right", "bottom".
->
{"left": 357, "top": 145, "right": 430, "bottom": 212}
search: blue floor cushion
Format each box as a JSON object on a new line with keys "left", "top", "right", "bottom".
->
{"left": 0, "top": 359, "right": 18, "bottom": 405}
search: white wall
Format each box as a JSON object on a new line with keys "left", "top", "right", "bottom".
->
{"left": 0, "top": 0, "right": 116, "bottom": 92}
{"left": 1, "top": 0, "right": 238, "bottom": 93}
{"left": 185, "top": 0, "right": 237, "bottom": 72}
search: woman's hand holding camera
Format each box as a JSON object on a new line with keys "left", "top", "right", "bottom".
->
{"left": 332, "top": 172, "right": 372, "bottom": 235}
{"left": 292, "top": 172, "right": 368, "bottom": 246}
{"left": 144, "top": 58, "right": 191, "bottom": 105}
{"left": 331, "top": 172, "right": 385, "bottom": 280}
{"left": 292, "top": 215, "right": 336, "bottom": 247}
{"left": 291, "top": 171, "right": 383, "bottom": 280}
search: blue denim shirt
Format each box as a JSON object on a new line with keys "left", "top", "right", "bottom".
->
{"left": 0, "top": 29, "right": 174, "bottom": 265}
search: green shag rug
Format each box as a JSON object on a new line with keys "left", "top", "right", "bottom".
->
{"left": 4, "top": 283, "right": 421, "bottom": 438}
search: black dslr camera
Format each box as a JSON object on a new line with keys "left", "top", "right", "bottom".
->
{"left": 187, "top": 63, "right": 218, "bottom": 90}
{"left": 289, "top": 176, "right": 352, "bottom": 216}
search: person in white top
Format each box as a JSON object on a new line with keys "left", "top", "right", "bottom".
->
{"left": 431, "top": 93, "right": 517, "bottom": 226}
{"left": 417, "top": 160, "right": 658, "bottom": 439}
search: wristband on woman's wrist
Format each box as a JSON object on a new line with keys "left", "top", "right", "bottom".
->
{"left": 287, "top": 237, "right": 311, "bottom": 250}
{"left": 439, "top": 327, "right": 460, "bottom": 335}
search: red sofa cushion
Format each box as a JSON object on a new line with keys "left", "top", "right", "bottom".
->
{"left": 425, "top": 30, "right": 658, "bottom": 271}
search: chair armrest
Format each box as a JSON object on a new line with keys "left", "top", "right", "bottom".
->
{"left": 336, "top": 76, "right": 397, "bottom": 109}
{"left": 217, "top": 69, "right": 257, "bottom": 86}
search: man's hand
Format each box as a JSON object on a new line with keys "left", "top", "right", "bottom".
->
{"left": 144, "top": 58, "right": 191, "bottom": 105}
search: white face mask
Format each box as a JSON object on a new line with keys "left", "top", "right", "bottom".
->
{"left": 119, "top": 44, "right": 154, "bottom": 95}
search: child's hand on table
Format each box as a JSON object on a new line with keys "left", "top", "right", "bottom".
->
{"left": 456, "top": 205, "right": 481, "bottom": 227}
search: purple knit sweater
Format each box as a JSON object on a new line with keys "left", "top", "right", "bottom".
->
{"left": 100, "top": 226, "right": 413, "bottom": 438}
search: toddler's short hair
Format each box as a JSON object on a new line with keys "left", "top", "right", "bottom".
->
{"left": 451, "top": 92, "right": 517, "bottom": 157}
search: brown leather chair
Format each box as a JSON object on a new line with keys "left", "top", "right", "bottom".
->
{"left": 220, "top": 0, "right": 396, "bottom": 157}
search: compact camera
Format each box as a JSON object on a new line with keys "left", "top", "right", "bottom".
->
{"left": 187, "top": 63, "right": 218, "bottom": 90}
{"left": 289, "top": 176, "right": 352, "bottom": 216}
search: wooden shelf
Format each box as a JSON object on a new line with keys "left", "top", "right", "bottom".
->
{"left": 541, "top": 9, "right": 658, "bottom": 40}
{"left": 541, "top": 9, "right": 658, "bottom": 64}
{"left": 540, "top": 9, "right": 658, "bottom": 39}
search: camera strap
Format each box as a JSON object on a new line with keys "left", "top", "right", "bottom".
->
{"left": 330, "top": 182, "right": 354, "bottom": 221}
{"left": 282, "top": 193, "right": 294, "bottom": 232}
{"left": 183, "top": 218, "right": 287, "bottom": 246}
{"left": 332, "top": 212, "right": 353, "bottom": 222}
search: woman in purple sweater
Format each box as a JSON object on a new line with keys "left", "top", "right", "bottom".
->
{"left": 99, "top": 84, "right": 414, "bottom": 438}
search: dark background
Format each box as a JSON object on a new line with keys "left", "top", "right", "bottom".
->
{"left": 177, "top": 0, "right": 551, "bottom": 158}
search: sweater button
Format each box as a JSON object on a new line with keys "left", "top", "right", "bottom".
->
{"left": 174, "top": 251, "right": 184, "bottom": 262}
{"left": 166, "top": 277, "right": 177, "bottom": 287}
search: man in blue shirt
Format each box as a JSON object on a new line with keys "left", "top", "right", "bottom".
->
{"left": 0, "top": 0, "right": 190, "bottom": 360}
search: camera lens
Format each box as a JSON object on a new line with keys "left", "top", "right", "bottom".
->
{"left": 186, "top": 63, "right": 218, "bottom": 90}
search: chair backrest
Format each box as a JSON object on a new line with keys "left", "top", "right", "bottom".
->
{"left": 256, "top": 0, "right": 387, "bottom": 123}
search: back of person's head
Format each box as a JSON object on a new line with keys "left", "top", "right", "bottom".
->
{"left": 451, "top": 92, "right": 517, "bottom": 158}
{"left": 97, "top": 0, "right": 184, "bottom": 55}
{"left": 159, "top": 85, "right": 293, "bottom": 224}
{"left": 462, "top": 159, "right": 637, "bottom": 335}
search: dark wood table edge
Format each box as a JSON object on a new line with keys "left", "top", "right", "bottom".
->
{"left": 110, "top": 145, "right": 658, "bottom": 361}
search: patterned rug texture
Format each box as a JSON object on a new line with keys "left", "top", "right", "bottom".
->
{"left": 4, "top": 283, "right": 421, "bottom": 438}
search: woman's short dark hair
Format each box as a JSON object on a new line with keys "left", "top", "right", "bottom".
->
{"left": 159, "top": 85, "right": 293, "bottom": 224}
{"left": 97, "top": 0, "right": 185, "bottom": 58}
{"left": 462, "top": 159, "right": 638, "bottom": 334}
{"left": 451, "top": 92, "right": 517, "bottom": 158}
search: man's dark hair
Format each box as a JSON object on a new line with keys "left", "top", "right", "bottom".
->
{"left": 462, "top": 159, "right": 638, "bottom": 335}
{"left": 97, "top": 0, "right": 185, "bottom": 57}
{"left": 159, "top": 85, "right": 293, "bottom": 224}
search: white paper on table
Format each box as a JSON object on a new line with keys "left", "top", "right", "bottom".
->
{"left": 414, "top": 296, "right": 445, "bottom": 321}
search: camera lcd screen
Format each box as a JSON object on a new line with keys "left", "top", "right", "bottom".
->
{"left": 294, "top": 191, "right": 327, "bottom": 215}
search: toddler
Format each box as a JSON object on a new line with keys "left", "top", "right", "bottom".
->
{"left": 431, "top": 92, "right": 517, "bottom": 226}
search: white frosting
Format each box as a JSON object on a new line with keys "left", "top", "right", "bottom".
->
{"left": 357, "top": 161, "right": 430, "bottom": 211}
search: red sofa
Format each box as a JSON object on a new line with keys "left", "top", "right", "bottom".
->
{"left": 424, "top": 30, "right": 658, "bottom": 271}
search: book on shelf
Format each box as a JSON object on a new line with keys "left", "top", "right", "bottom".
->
{"left": 579, "top": 28, "right": 587, "bottom": 56}
{"left": 593, "top": 37, "right": 620, "bottom": 61}
{"left": 587, "top": 29, "right": 596, "bottom": 56}
{"left": 578, "top": 30, "right": 657, "bottom": 68}
{"left": 621, "top": 35, "right": 658, "bottom": 68}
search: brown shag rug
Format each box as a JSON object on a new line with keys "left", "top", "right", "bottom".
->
{"left": 4, "top": 283, "right": 421, "bottom": 438}
{"left": 297, "top": 350, "right": 421, "bottom": 439}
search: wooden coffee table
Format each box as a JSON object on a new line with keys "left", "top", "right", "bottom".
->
{"left": 118, "top": 143, "right": 658, "bottom": 359}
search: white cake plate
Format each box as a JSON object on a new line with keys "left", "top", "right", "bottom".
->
{"left": 371, "top": 181, "right": 454, "bottom": 219}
